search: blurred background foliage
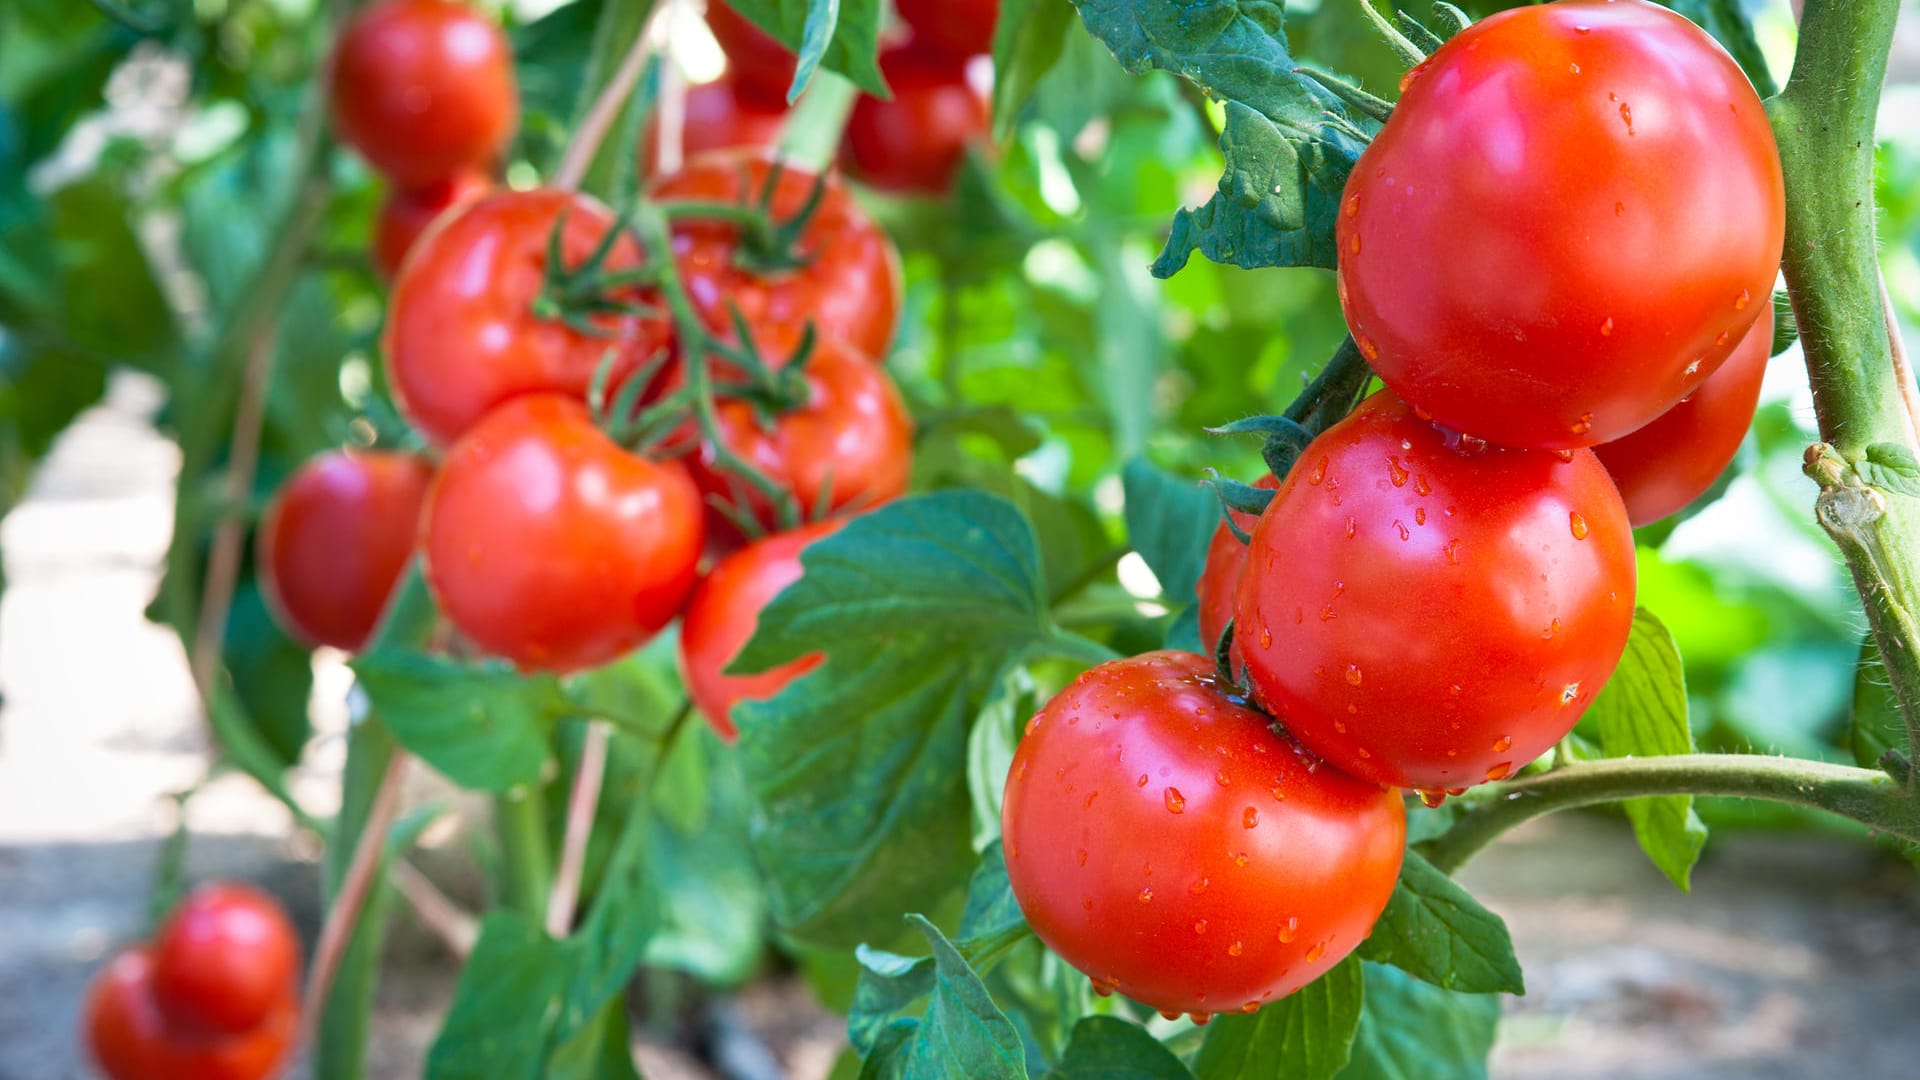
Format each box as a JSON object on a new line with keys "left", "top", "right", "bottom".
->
{"left": 2, "top": 0, "right": 1918, "bottom": 997}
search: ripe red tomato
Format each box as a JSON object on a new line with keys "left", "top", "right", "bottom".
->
{"left": 372, "top": 170, "right": 490, "bottom": 279}
{"left": 259, "top": 450, "right": 432, "bottom": 652}
{"left": 384, "top": 188, "right": 671, "bottom": 448}
{"left": 1235, "top": 394, "right": 1636, "bottom": 795}
{"left": 1335, "top": 0, "right": 1784, "bottom": 450}
{"left": 653, "top": 153, "right": 901, "bottom": 362}
{"left": 150, "top": 883, "right": 301, "bottom": 1038}
{"left": 329, "top": 0, "right": 518, "bottom": 187}
{"left": 423, "top": 394, "right": 703, "bottom": 673}
{"left": 896, "top": 0, "right": 1001, "bottom": 60}
{"left": 644, "top": 74, "right": 788, "bottom": 175}
{"left": 1195, "top": 474, "right": 1281, "bottom": 667}
{"left": 1001, "top": 651, "right": 1405, "bottom": 1020}
{"left": 705, "top": 2, "right": 797, "bottom": 105}
{"left": 680, "top": 519, "right": 843, "bottom": 741}
{"left": 690, "top": 336, "right": 913, "bottom": 538}
{"left": 85, "top": 949, "right": 295, "bottom": 1080}
{"left": 840, "top": 44, "right": 990, "bottom": 195}
{"left": 1595, "top": 307, "right": 1773, "bottom": 527}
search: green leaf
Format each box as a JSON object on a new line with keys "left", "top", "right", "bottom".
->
{"left": 993, "top": 0, "right": 1078, "bottom": 140}
{"left": 640, "top": 730, "right": 769, "bottom": 983}
{"left": 1769, "top": 289, "right": 1798, "bottom": 357}
{"left": 1193, "top": 954, "right": 1365, "bottom": 1080}
{"left": 721, "top": 0, "right": 888, "bottom": 99}
{"left": 1070, "top": 0, "right": 1374, "bottom": 275}
{"left": 1336, "top": 964, "right": 1499, "bottom": 1080}
{"left": 1659, "top": 0, "right": 1777, "bottom": 98}
{"left": 1043, "top": 1017, "right": 1194, "bottom": 1078}
{"left": 223, "top": 582, "right": 313, "bottom": 766}
{"left": 351, "top": 651, "right": 566, "bottom": 794}
{"left": 902, "top": 915, "right": 1029, "bottom": 1080}
{"left": 1859, "top": 443, "right": 1920, "bottom": 498}
{"left": 547, "top": 1000, "right": 641, "bottom": 1080}
{"left": 1849, "top": 637, "right": 1905, "bottom": 771}
{"left": 1357, "top": 850, "right": 1523, "bottom": 996}
{"left": 734, "top": 492, "right": 1055, "bottom": 946}
{"left": 1122, "top": 457, "right": 1217, "bottom": 602}
{"left": 1093, "top": 239, "right": 1164, "bottom": 458}
{"left": 426, "top": 913, "right": 572, "bottom": 1080}
{"left": 1586, "top": 608, "right": 1707, "bottom": 891}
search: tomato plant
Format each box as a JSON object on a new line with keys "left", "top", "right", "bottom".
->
{"left": 1002, "top": 651, "right": 1406, "bottom": 1019}
{"left": 1336, "top": 0, "right": 1785, "bottom": 450}
{"left": 841, "top": 43, "right": 992, "bottom": 195}
{"left": 422, "top": 394, "right": 703, "bottom": 673}
{"left": 259, "top": 450, "right": 433, "bottom": 652}
{"left": 329, "top": 0, "right": 519, "bottom": 187}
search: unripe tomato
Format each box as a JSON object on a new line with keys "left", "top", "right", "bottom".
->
{"left": 653, "top": 153, "right": 901, "bottom": 362}
{"left": 705, "top": 1, "right": 797, "bottom": 105}
{"left": 1335, "top": 0, "right": 1784, "bottom": 450}
{"left": 1595, "top": 307, "right": 1774, "bottom": 527}
{"left": 895, "top": 0, "right": 1000, "bottom": 60}
{"left": 1195, "top": 474, "right": 1281, "bottom": 668}
{"left": 372, "top": 170, "right": 490, "bottom": 279}
{"left": 1001, "top": 651, "right": 1406, "bottom": 1020}
{"left": 680, "top": 519, "right": 843, "bottom": 741}
{"left": 259, "top": 450, "right": 432, "bottom": 652}
{"left": 1235, "top": 394, "right": 1636, "bottom": 795}
{"left": 691, "top": 337, "right": 913, "bottom": 539}
{"left": 329, "top": 0, "right": 518, "bottom": 187}
{"left": 384, "top": 188, "right": 671, "bottom": 448}
{"left": 85, "top": 949, "right": 296, "bottom": 1080}
{"left": 644, "top": 75, "right": 788, "bottom": 175}
{"left": 150, "top": 883, "right": 301, "bottom": 1038}
{"left": 840, "top": 44, "right": 990, "bottom": 196}
{"left": 423, "top": 395, "right": 703, "bottom": 673}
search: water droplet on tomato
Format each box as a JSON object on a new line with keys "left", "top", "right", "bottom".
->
{"left": 1260, "top": 627, "right": 1273, "bottom": 648}
{"left": 1241, "top": 1001, "right": 1261, "bottom": 1014}
{"left": 1345, "top": 516, "right": 1357, "bottom": 539}
{"left": 1415, "top": 507, "right": 1427, "bottom": 525}
{"left": 1233, "top": 851, "right": 1250, "bottom": 867}
{"left": 1445, "top": 539, "right": 1462, "bottom": 564}
{"left": 1305, "top": 941, "right": 1328, "bottom": 963}
{"left": 1356, "top": 334, "right": 1380, "bottom": 361}
{"left": 1569, "top": 61, "right": 1581, "bottom": 74}
{"left": 1345, "top": 665, "right": 1364, "bottom": 687}
{"left": 1164, "top": 787, "right": 1186, "bottom": 814}
{"left": 1228, "top": 941, "right": 1245, "bottom": 957}
{"left": 1570, "top": 512, "right": 1589, "bottom": 540}
{"left": 1387, "top": 456, "right": 1410, "bottom": 487}
{"left": 1307, "top": 456, "right": 1328, "bottom": 485}
{"left": 1278, "top": 917, "right": 1299, "bottom": 943}
{"left": 1394, "top": 520, "right": 1410, "bottom": 541}
{"left": 1485, "top": 761, "right": 1513, "bottom": 781}
{"left": 1243, "top": 807, "right": 1259, "bottom": 829}
{"left": 1137, "top": 773, "right": 1149, "bottom": 787}
{"left": 1418, "top": 790, "right": 1448, "bottom": 809}
{"left": 1492, "top": 735, "right": 1513, "bottom": 753}
{"left": 1191, "top": 1012, "right": 1213, "bottom": 1027}
{"left": 1349, "top": 234, "right": 1361, "bottom": 256}
{"left": 1344, "top": 194, "right": 1359, "bottom": 218}
{"left": 1190, "top": 876, "right": 1210, "bottom": 895}
{"left": 1600, "top": 317, "right": 1615, "bottom": 337}
{"left": 1571, "top": 413, "right": 1594, "bottom": 436}
{"left": 1619, "top": 102, "right": 1634, "bottom": 134}
{"left": 1139, "top": 887, "right": 1154, "bottom": 903}
{"left": 1194, "top": 919, "right": 1208, "bottom": 935}
{"left": 1735, "top": 288, "right": 1751, "bottom": 311}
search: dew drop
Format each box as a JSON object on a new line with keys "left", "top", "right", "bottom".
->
{"left": 1348, "top": 234, "right": 1362, "bottom": 256}
{"left": 1190, "top": 876, "right": 1210, "bottom": 895}
{"left": 1345, "top": 665, "right": 1364, "bottom": 687}
{"left": 1600, "top": 317, "right": 1614, "bottom": 337}
{"left": 1139, "top": 887, "right": 1154, "bottom": 903}
{"left": 1234, "top": 851, "right": 1250, "bottom": 867}
{"left": 1243, "top": 807, "right": 1260, "bottom": 829}
{"left": 1619, "top": 102, "right": 1634, "bottom": 134}
{"left": 1418, "top": 790, "right": 1448, "bottom": 809}
{"left": 1260, "top": 627, "right": 1274, "bottom": 649}
{"left": 1307, "top": 456, "right": 1329, "bottom": 485}
{"left": 1413, "top": 474, "right": 1433, "bottom": 496}
{"left": 1241, "top": 1001, "right": 1261, "bottom": 1015}
{"left": 1334, "top": 720, "right": 1348, "bottom": 733}
{"left": 1485, "top": 761, "right": 1513, "bottom": 781}
{"left": 1344, "top": 194, "right": 1359, "bottom": 218}
{"left": 1571, "top": 414, "right": 1594, "bottom": 436}
{"left": 1090, "top": 976, "right": 1114, "bottom": 995}
{"left": 1194, "top": 919, "right": 1209, "bottom": 935}
{"left": 1394, "top": 520, "right": 1410, "bottom": 541}
{"left": 1305, "top": 941, "right": 1328, "bottom": 963}
{"left": 1570, "top": 512, "right": 1590, "bottom": 540}
{"left": 1158, "top": 1009, "right": 1181, "bottom": 1021}
{"left": 1553, "top": 448, "right": 1575, "bottom": 463}
{"left": 1191, "top": 1012, "right": 1213, "bottom": 1027}
{"left": 1345, "top": 516, "right": 1357, "bottom": 539}
{"left": 1137, "top": 773, "right": 1149, "bottom": 788}
{"left": 1543, "top": 618, "right": 1562, "bottom": 639}
{"left": 1735, "top": 288, "right": 1751, "bottom": 311}
{"left": 1270, "top": 786, "right": 1287, "bottom": 801}
{"left": 1415, "top": 507, "right": 1427, "bottom": 525}
{"left": 1387, "top": 456, "right": 1410, "bottom": 487}
{"left": 1492, "top": 735, "right": 1513, "bottom": 753}
{"left": 1444, "top": 539, "right": 1462, "bottom": 565}
{"left": 1568, "top": 61, "right": 1581, "bottom": 74}
{"left": 1278, "top": 917, "right": 1299, "bottom": 943}
{"left": 1165, "top": 787, "right": 1186, "bottom": 814}
{"left": 1228, "top": 941, "right": 1245, "bottom": 957}
{"left": 1715, "top": 330, "right": 1731, "bottom": 347}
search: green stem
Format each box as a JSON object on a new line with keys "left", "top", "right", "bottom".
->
{"left": 559, "top": 0, "right": 660, "bottom": 191}
{"left": 315, "top": 714, "right": 398, "bottom": 1080}
{"left": 495, "top": 789, "right": 554, "bottom": 919}
{"left": 1770, "top": 0, "right": 1920, "bottom": 763}
{"left": 778, "top": 71, "right": 860, "bottom": 170}
{"left": 1422, "top": 754, "right": 1916, "bottom": 875}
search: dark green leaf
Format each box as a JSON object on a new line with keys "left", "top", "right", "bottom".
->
{"left": 1860, "top": 443, "right": 1920, "bottom": 498}
{"left": 547, "top": 1000, "right": 642, "bottom": 1080}
{"left": 1193, "top": 954, "right": 1364, "bottom": 1080}
{"left": 223, "top": 582, "right": 312, "bottom": 765}
{"left": 1122, "top": 457, "right": 1216, "bottom": 601}
{"left": 721, "top": 0, "right": 888, "bottom": 98}
{"left": 1044, "top": 1016, "right": 1193, "bottom": 1079}
{"left": 1336, "top": 963, "right": 1498, "bottom": 1080}
{"left": 1770, "top": 289, "right": 1798, "bottom": 357}
{"left": 1586, "top": 608, "right": 1706, "bottom": 890}
{"left": 993, "top": 0, "right": 1078, "bottom": 140}
{"left": 352, "top": 651, "right": 566, "bottom": 793}
{"left": 902, "top": 915, "right": 1029, "bottom": 1079}
{"left": 1357, "top": 850, "right": 1523, "bottom": 996}
{"left": 734, "top": 492, "right": 1055, "bottom": 946}
{"left": 426, "top": 913, "right": 571, "bottom": 1080}
{"left": 1659, "top": 0, "right": 1777, "bottom": 98}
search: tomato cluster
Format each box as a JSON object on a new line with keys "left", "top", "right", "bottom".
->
{"left": 702, "top": 2, "right": 995, "bottom": 195}
{"left": 85, "top": 884, "right": 301, "bottom": 1080}
{"left": 1005, "top": 0, "right": 1782, "bottom": 1022}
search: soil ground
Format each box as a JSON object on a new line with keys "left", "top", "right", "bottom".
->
{"left": 5, "top": 379, "right": 1918, "bottom": 1079}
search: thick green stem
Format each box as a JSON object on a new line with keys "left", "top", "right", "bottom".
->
{"left": 1423, "top": 754, "right": 1916, "bottom": 874}
{"left": 495, "top": 789, "right": 555, "bottom": 919}
{"left": 1771, "top": 0, "right": 1920, "bottom": 760}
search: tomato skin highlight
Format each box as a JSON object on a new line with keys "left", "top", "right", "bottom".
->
{"left": 1595, "top": 307, "right": 1773, "bottom": 527}
{"left": 644, "top": 74, "right": 788, "bottom": 174}
{"left": 1195, "top": 474, "right": 1281, "bottom": 669}
{"left": 150, "top": 884, "right": 302, "bottom": 1038}
{"left": 259, "top": 450, "right": 432, "bottom": 652}
{"left": 372, "top": 170, "right": 490, "bottom": 280}
{"left": 384, "top": 188, "right": 671, "bottom": 448}
{"left": 680, "top": 519, "right": 844, "bottom": 741}
{"left": 85, "top": 949, "right": 296, "bottom": 1080}
{"left": 654, "top": 153, "right": 902, "bottom": 362}
{"left": 1001, "top": 651, "right": 1405, "bottom": 1017}
{"left": 840, "top": 44, "right": 991, "bottom": 196}
{"left": 1335, "top": 0, "right": 1784, "bottom": 450}
{"left": 423, "top": 395, "right": 704, "bottom": 674}
{"left": 1235, "top": 394, "right": 1636, "bottom": 793}
{"left": 895, "top": 0, "right": 1000, "bottom": 60}
{"left": 691, "top": 337, "right": 914, "bottom": 539}
{"left": 705, "top": 1, "right": 798, "bottom": 105}
{"left": 329, "top": 0, "right": 518, "bottom": 187}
